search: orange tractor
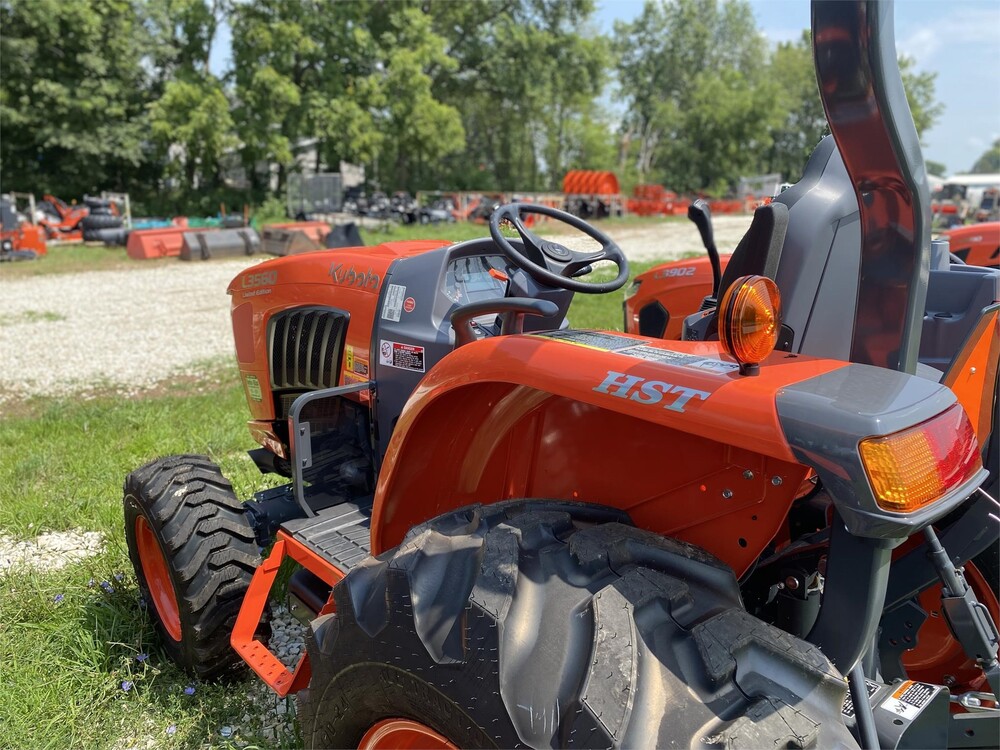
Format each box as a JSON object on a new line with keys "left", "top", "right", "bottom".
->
{"left": 1, "top": 194, "right": 47, "bottom": 260}
{"left": 123, "top": 2, "right": 998, "bottom": 747}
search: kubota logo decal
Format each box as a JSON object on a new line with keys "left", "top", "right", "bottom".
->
{"left": 593, "top": 370, "right": 709, "bottom": 412}
{"left": 330, "top": 263, "right": 380, "bottom": 290}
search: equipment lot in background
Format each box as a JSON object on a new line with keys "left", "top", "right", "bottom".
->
{"left": 0, "top": 215, "right": 752, "bottom": 403}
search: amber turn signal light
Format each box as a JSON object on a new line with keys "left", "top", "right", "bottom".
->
{"left": 859, "top": 404, "right": 981, "bottom": 514}
{"left": 718, "top": 275, "right": 781, "bottom": 375}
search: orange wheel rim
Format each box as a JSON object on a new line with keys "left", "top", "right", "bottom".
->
{"left": 135, "top": 516, "right": 182, "bottom": 641}
{"left": 358, "top": 719, "right": 458, "bottom": 750}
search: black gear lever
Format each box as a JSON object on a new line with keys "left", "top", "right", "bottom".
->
{"left": 688, "top": 199, "right": 722, "bottom": 302}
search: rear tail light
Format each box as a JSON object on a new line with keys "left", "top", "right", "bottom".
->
{"left": 859, "top": 404, "right": 981, "bottom": 513}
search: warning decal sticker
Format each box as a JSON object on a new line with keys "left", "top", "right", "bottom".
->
{"left": 382, "top": 284, "right": 406, "bottom": 322}
{"left": 842, "top": 680, "right": 880, "bottom": 718}
{"left": 536, "top": 330, "right": 638, "bottom": 351}
{"left": 346, "top": 345, "right": 369, "bottom": 377}
{"left": 878, "top": 681, "right": 937, "bottom": 722}
{"left": 535, "top": 330, "right": 738, "bottom": 374}
{"left": 244, "top": 375, "right": 263, "bottom": 402}
{"left": 379, "top": 339, "right": 425, "bottom": 372}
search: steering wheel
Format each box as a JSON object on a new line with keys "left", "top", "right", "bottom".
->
{"left": 489, "top": 203, "right": 629, "bottom": 294}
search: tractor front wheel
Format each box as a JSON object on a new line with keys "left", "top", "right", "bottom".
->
{"left": 299, "top": 501, "right": 857, "bottom": 749}
{"left": 123, "top": 455, "right": 264, "bottom": 680}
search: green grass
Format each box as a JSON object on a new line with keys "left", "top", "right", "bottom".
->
{"left": 0, "top": 253, "right": 670, "bottom": 749}
{"left": 0, "top": 362, "right": 297, "bottom": 749}
{"left": 0, "top": 243, "right": 148, "bottom": 279}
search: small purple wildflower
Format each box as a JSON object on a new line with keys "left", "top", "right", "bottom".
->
{"left": 100, "top": 581, "right": 114, "bottom": 594}
{"left": 87, "top": 578, "right": 96, "bottom": 588}
{"left": 166, "top": 724, "right": 177, "bottom": 736}
{"left": 121, "top": 680, "right": 133, "bottom": 692}
{"left": 53, "top": 593, "right": 64, "bottom": 604}
{"left": 137, "top": 596, "right": 147, "bottom": 610}
{"left": 183, "top": 685, "right": 196, "bottom": 696}
{"left": 114, "top": 572, "right": 124, "bottom": 582}
{"left": 136, "top": 653, "right": 148, "bottom": 663}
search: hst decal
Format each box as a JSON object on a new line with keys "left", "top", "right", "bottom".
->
{"left": 593, "top": 370, "right": 710, "bottom": 412}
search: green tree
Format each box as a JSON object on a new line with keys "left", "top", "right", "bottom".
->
{"left": 148, "top": 78, "right": 235, "bottom": 195}
{"left": 374, "top": 7, "right": 464, "bottom": 192}
{"left": 614, "top": 0, "right": 774, "bottom": 191}
{"left": 764, "top": 31, "right": 827, "bottom": 183}
{"left": 0, "top": 0, "right": 153, "bottom": 196}
{"left": 143, "top": 0, "right": 235, "bottom": 211}
{"left": 428, "top": 0, "right": 609, "bottom": 192}
{"left": 898, "top": 56, "right": 944, "bottom": 143}
{"left": 230, "top": 0, "right": 315, "bottom": 196}
{"left": 925, "top": 160, "right": 947, "bottom": 177}
{"left": 970, "top": 139, "right": 1000, "bottom": 174}
{"left": 144, "top": 0, "right": 223, "bottom": 84}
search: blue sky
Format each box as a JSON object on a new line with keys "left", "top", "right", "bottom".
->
{"left": 595, "top": 0, "right": 1000, "bottom": 175}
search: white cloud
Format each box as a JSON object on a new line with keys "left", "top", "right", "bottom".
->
{"left": 896, "top": 7, "right": 1000, "bottom": 67}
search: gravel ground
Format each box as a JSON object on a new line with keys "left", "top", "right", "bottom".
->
{"left": 0, "top": 216, "right": 751, "bottom": 404}
{"left": 0, "top": 528, "right": 104, "bottom": 572}
{"left": 0, "top": 259, "right": 261, "bottom": 403}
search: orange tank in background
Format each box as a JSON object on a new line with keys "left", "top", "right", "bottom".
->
{"left": 562, "top": 170, "right": 619, "bottom": 196}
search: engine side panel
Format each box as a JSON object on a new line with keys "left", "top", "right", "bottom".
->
{"left": 227, "top": 240, "right": 447, "bottom": 427}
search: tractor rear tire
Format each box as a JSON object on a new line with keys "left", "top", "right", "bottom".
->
{"left": 123, "top": 455, "right": 264, "bottom": 681}
{"left": 298, "top": 501, "right": 857, "bottom": 749}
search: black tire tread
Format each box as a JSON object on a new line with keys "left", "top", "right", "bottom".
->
{"left": 81, "top": 213, "right": 121, "bottom": 231}
{"left": 300, "top": 500, "right": 855, "bottom": 749}
{"left": 123, "top": 454, "right": 262, "bottom": 680}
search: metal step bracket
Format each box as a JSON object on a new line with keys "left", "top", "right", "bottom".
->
{"left": 288, "top": 381, "right": 374, "bottom": 516}
{"left": 230, "top": 530, "right": 346, "bottom": 697}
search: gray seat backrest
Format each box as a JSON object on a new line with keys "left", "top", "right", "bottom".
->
{"left": 774, "top": 136, "right": 1000, "bottom": 372}
{"left": 772, "top": 136, "right": 862, "bottom": 361}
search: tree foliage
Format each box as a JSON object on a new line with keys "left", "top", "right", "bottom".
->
{"left": 0, "top": 0, "right": 153, "bottom": 196}
{"left": 613, "top": 0, "right": 780, "bottom": 193}
{"left": 0, "top": 0, "right": 948, "bottom": 211}
{"left": 970, "top": 139, "right": 1000, "bottom": 174}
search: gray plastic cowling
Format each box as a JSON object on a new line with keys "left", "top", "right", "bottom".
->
{"left": 776, "top": 362, "right": 988, "bottom": 539}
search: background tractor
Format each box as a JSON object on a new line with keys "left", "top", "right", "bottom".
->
{"left": 123, "top": 1, "right": 999, "bottom": 747}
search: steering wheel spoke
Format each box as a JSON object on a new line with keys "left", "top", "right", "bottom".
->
{"left": 489, "top": 203, "right": 629, "bottom": 294}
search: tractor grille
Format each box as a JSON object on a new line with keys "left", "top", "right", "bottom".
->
{"left": 268, "top": 307, "right": 348, "bottom": 391}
